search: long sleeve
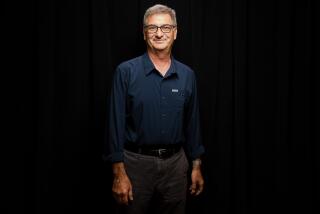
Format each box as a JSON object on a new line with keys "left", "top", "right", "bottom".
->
{"left": 184, "top": 72, "right": 205, "bottom": 160}
{"left": 105, "top": 66, "right": 128, "bottom": 163}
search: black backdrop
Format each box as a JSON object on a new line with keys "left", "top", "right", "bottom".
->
{"left": 9, "top": 0, "right": 319, "bottom": 214}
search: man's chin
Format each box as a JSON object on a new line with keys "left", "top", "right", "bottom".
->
{"left": 153, "top": 45, "right": 167, "bottom": 51}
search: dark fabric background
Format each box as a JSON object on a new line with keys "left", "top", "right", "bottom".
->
{"left": 8, "top": 0, "right": 319, "bottom": 213}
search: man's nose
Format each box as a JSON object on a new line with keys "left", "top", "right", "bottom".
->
{"left": 155, "top": 28, "right": 164, "bottom": 37}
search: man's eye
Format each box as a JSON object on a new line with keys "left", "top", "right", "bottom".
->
{"left": 148, "top": 26, "right": 157, "bottom": 31}
{"left": 162, "top": 26, "right": 171, "bottom": 31}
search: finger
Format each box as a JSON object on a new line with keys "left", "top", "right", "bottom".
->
{"left": 190, "top": 184, "right": 196, "bottom": 195}
{"left": 115, "top": 195, "right": 125, "bottom": 205}
{"left": 195, "top": 183, "right": 204, "bottom": 196}
{"left": 189, "top": 183, "right": 196, "bottom": 191}
{"left": 129, "top": 189, "right": 134, "bottom": 201}
{"left": 122, "top": 195, "right": 129, "bottom": 205}
{"left": 195, "top": 189, "right": 202, "bottom": 196}
{"left": 193, "top": 185, "right": 201, "bottom": 196}
{"left": 112, "top": 192, "right": 121, "bottom": 203}
{"left": 115, "top": 193, "right": 128, "bottom": 205}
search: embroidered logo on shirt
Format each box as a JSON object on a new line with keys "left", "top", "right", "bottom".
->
{"left": 172, "top": 89, "right": 179, "bottom": 93}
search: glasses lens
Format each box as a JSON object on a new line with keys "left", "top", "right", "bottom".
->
{"left": 161, "top": 25, "right": 172, "bottom": 33}
{"left": 147, "top": 26, "right": 157, "bottom": 33}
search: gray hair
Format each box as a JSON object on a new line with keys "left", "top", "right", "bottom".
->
{"left": 143, "top": 4, "right": 177, "bottom": 26}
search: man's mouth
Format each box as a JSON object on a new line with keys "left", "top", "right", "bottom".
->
{"left": 154, "top": 40, "right": 165, "bottom": 43}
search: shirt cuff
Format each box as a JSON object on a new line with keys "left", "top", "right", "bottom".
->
{"left": 189, "top": 145, "right": 205, "bottom": 160}
{"left": 103, "top": 152, "right": 124, "bottom": 163}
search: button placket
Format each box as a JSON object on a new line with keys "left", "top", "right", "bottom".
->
{"left": 160, "top": 79, "right": 167, "bottom": 137}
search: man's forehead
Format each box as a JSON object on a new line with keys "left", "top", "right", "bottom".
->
{"left": 146, "top": 13, "right": 173, "bottom": 24}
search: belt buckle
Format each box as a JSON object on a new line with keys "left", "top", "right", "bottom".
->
{"left": 157, "top": 149, "right": 167, "bottom": 158}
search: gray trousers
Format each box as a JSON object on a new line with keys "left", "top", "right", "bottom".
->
{"left": 118, "top": 148, "right": 189, "bottom": 214}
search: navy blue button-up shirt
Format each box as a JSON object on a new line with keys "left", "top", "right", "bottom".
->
{"left": 107, "top": 53, "right": 204, "bottom": 162}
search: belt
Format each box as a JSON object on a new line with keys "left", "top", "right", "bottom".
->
{"left": 124, "top": 144, "right": 182, "bottom": 159}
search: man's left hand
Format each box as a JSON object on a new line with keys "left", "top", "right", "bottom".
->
{"left": 189, "top": 167, "right": 204, "bottom": 196}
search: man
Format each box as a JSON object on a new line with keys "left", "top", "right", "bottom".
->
{"left": 106, "top": 4, "right": 205, "bottom": 214}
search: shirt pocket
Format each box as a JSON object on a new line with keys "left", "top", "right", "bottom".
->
{"left": 174, "top": 96, "right": 185, "bottom": 109}
{"left": 171, "top": 89, "right": 187, "bottom": 110}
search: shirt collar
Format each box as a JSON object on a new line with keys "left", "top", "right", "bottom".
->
{"left": 142, "top": 52, "right": 178, "bottom": 77}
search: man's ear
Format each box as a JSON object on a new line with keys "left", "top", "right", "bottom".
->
{"left": 174, "top": 28, "right": 178, "bottom": 40}
{"left": 143, "top": 28, "right": 146, "bottom": 40}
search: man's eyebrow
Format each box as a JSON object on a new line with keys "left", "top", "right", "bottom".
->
{"left": 146, "top": 24, "right": 172, "bottom": 26}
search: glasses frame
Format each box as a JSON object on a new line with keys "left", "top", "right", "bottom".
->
{"left": 144, "top": 24, "right": 176, "bottom": 34}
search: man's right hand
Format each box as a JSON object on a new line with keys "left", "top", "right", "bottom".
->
{"left": 112, "top": 162, "right": 133, "bottom": 205}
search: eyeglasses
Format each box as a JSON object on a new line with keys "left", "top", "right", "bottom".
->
{"left": 144, "top": 24, "right": 176, "bottom": 33}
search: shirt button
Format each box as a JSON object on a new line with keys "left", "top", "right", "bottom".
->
{"left": 162, "top": 96, "right": 166, "bottom": 99}
{"left": 161, "top": 130, "right": 165, "bottom": 134}
{"left": 162, "top": 113, "right": 166, "bottom": 117}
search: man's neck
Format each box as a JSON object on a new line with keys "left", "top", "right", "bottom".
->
{"left": 147, "top": 49, "right": 172, "bottom": 76}
{"left": 147, "top": 49, "right": 171, "bottom": 63}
